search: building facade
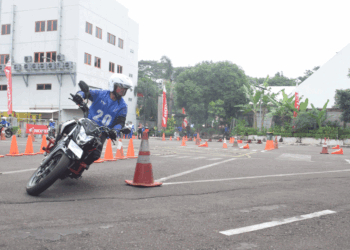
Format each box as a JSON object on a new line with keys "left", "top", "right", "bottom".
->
{"left": 0, "top": 0, "right": 139, "bottom": 125}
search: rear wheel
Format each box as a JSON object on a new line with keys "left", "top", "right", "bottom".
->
{"left": 5, "top": 129, "right": 12, "bottom": 138}
{"left": 26, "top": 151, "right": 71, "bottom": 196}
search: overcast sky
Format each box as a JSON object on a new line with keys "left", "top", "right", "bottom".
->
{"left": 116, "top": 0, "right": 350, "bottom": 79}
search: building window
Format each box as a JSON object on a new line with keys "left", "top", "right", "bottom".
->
{"left": 118, "top": 38, "right": 124, "bottom": 49}
{"left": 47, "top": 20, "right": 58, "bottom": 31}
{"left": 117, "top": 65, "right": 123, "bottom": 73}
{"left": 94, "top": 57, "right": 101, "bottom": 68}
{"left": 46, "top": 52, "right": 56, "bottom": 62}
{"left": 1, "top": 24, "right": 11, "bottom": 35}
{"left": 37, "top": 84, "right": 52, "bottom": 90}
{"left": 96, "top": 27, "right": 102, "bottom": 39}
{"left": 0, "top": 85, "right": 7, "bottom": 91}
{"left": 35, "top": 21, "right": 45, "bottom": 32}
{"left": 107, "top": 33, "right": 116, "bottom": 45}
{"left": 84, "top": 53, "right": 91, "bottom": 65}
{"left": 34, "top": 52, "right": 45, "bottom": 63}
{"left": 130, "top": 49, "right": 134, "bottom": 53}
{"left": 0, "top": 54, "right": 9, "bottom": 64}
{"left": 86, "top": 22, "right": 92, "bottom": 34}
{"left": 129, "top": 73, "right": 133, "bottom": 78}
{"left": 109, "top": 62, "right": 115, "bottom": 73}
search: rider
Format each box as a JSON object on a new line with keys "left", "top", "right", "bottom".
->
{"left": 1, "top": 117, "right": 10, "bottom": 127}
{"left": 48, "top": 119, "right": 55, "bottom": 128}
{"left": 72, "top": 73, "right": 132, "bottom": 166}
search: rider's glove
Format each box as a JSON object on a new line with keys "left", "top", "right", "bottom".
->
{"left": 109, "top": 129, "right": 118, "bottom": 140}
{"left": 72, "top": 94, "right": 84, "bottom": 105}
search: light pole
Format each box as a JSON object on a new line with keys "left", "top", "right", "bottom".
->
{"left": 43, "top": 57, "right": 61, "bottom": 124}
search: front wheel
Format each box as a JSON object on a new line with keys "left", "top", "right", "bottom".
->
{"left": 5, "top": 129, "right": 13, "bottom": 138}
{"left": 26, "top": 151, "right": 71, "bottom": 196}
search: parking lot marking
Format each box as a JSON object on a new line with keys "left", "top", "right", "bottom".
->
{"left": 156, "top": 158, "right": 236, "bottom": 182}
{"left": 220, "top": 210, "right": 336, "bottom": 236}
{"left": 159, "top": 155, "right": 177, "bottom": 158}
{"left": 193, "top": 157, "right": 206, "bottom": 159}
{"left": 176, "top": 156, "right": 191, "bottom": 159}
{"left": 162, "top": 169, "right": 350, "bottom": 185}
{"left": 1, "top": 168, "right": 37, "bottom": 175}
{"left": 207, "top": 158, "right": 223, "bottom": 161}
{"left": 345, "top": 159, "right": 350, "bottom": 164}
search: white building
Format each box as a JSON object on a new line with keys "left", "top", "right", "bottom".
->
{"left": 0, "top": 0, "right": 139, "bottom": 125}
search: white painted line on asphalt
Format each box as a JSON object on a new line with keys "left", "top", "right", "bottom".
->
{"left": 220, "top": 210, "right": 336, "bottom": 236}
{"left": 261, "top": 150, "right": 266, "bottom": 153}
{"left": 1, "top": 168, "right": 37, "bottom": 175}
{"left": 207, "top": 158, "right": 223, "bottom": 161}
{"left": 162, "top": 169, "right": 350, "bottom": 185}
{"left": 252, "top": 150, "right": 257, "bottom": 152}
{"left": 193, "top": 157, "right": 206, "bottom": 159}
{"left": 156, "top": 158, "right": 236, "bottom": 182}
{"left": 159, "top": 155, "right": 177, "bottom": 158}
{"left": 176, "top": 156, "right": 191, "bottom": 159}
{"left": 345, "top": 159, "right": 350, "bottom": 164}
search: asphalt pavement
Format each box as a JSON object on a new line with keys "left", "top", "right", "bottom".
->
{"left": 1, "top": 137, "right": 350, "bottom": 249}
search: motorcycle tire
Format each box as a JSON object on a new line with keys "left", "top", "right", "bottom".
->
{"left": 26, "top": 151, "right": 71, "bottom": 196}
{"left": 5, "top": 129, "right": 13, "bottom": 138}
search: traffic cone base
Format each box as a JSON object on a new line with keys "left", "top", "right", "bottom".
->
{"left": 332, "top": 145, "right": 340, "bottom": 149}
{"left": 125, "top": 131, "right": 162, "bottom": 187}
{"left": 94, "top": 158, "right": 105, "bottom": 163}
{"left": 6, "top": 135, "right": 23, "bottom": 156}
{"left": 199, "top": 141, "right": 208, "bottom": 147}
{"left": 243, "top": 144, "right": 249, "bottom": 149}
{"left": 264, "top": 140, "right": 274, "bottom": 150}
{"left": 23, "top": 135, "right": 38, "bottom": 156}
{"left": 104, "top": 139, "right": 117, "bottom": 161}
{"left": 223, "top": 139, "right": 228, "bottom": 148}
{"left": 0, "top": 155, "right": 4, "bottom": 158}
{"left": 331, "top": 148, "right": 343, "bottom": 155}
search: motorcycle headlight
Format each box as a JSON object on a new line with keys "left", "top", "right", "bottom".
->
{"left": 76, "top": 126, "right": 94, "bottom": 145}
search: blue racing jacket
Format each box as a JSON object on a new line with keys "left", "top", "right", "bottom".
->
{"left": 78, "top": 89, "right": 127, "bottom": 131}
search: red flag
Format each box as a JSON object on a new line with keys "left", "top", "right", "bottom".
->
{"left": 4, "top": 59, "right": 12, "bottom": 115}
{"left": 161, "top": 85, "right": 168, "bottom": 127}
{"left": 293, "top": 83, "right": 299, "bottom": 117}
{"left": 182, "top": 107, "right": 188, "bottom": 128}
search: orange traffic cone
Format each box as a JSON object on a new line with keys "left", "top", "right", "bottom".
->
{"left": 177, "top": 137, "right": 180, "bottom": 141}
{"left": 6, "top": 136, "right": 23, "bottom": 156}
{"left": 125, "top": 131, "right": 162, "bottom": 187}
{"left": 0, "top": 155, "right": 4, "bottom": 158}
{"left": 103, "top": 139, "right": 117, "bottom": 161}
{"left": 162, "top": 133, "right": 166, "bottom": 141}
{"left": 238, "top": 140, "right": 243, "bottom": 143}
{"left": 320, "top": 137, "right": 329, "bottom": 154}
{"left": 0, "top": 127, "right": 6, "bottom": 140}
{"left": 181, "top": 137, "right": 187, "bottom": 146}
{"left": 23, "top": 135, "right": 37, "bottom": 156}
{"left": 126, "top": 138, "right": 138, "bottom": 159}
{"left": 331, "top": 148, "right": 343, "bottom": 155}
{"left": 264, "top": 140, "right": 274, "bottom": 150}
{"left": 199, "top": 141, "right": 208, "bottom": 147}
{"left": 223, "top": 139, "right": 228, "bottom": 148}
{"left": 31, "top": 128, "right": 35, "bottom": 142}
{"left": 37, "top": 135, "right": 48, "bottom": 154}
{"left": 243, "top": 144, "right": 250, "bottom": 149}
{"left": 94, "top": 158, "right": 105, "bottom": 163}
{"left": 169, "top": 136, "right": 172, "bottom": 141}
{"left": 115, "top": 139, "right": 127, "bottom": 160}
{"left": 274, "top": 136, "right": 278, "bottom": 149}
{"left": 332, "top": 145, "right": 340, "bottom": 149}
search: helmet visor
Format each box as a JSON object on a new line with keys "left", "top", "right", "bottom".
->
{"left": 116, "top": 86, "right": 128, "bottom": 97}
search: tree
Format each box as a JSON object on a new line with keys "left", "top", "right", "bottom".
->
{"left": 250, "top": 72, "right": 296, "bottom": 86}
{"left": 335, "top": 89, "right": 350, "bottom": 127}
{"left": 160, "top": 56, "right": 175, "bottom": 115}
{"left": 134, "top": 77, "right": 159, "bottom": 124}
{"left": 297, "top": 66, "right": 320, "bottom": 84}
{"left": 175, "top": 61, "right": 249, "bottom": 125}
{"left": 306, "top": 100, "right": 329, "bottom": 129}
{"left": 207, "top": 99, "right": 226, "bottom": 127}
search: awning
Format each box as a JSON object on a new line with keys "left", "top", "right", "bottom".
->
{"left": 0, "top": 110, "right": 59, "bottom": 113}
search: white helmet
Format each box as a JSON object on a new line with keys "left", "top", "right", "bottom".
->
{"left": 108, "top": 73, "right": 133, "bottom": 98}
{"left": 1, "top": 117, "right": 6, "bottom": 120}
{"left": 50, "top": 119, "right": 53, "bottom": 122}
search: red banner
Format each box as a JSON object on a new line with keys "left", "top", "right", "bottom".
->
{"left": 26, "top": 124, "right": 49, "bottom": 134}
{"left": 182, "top": 107, "right": 188, "bottom": 128}
{"left": 4, "top": 59, "right": 12, "bottom": 115}
{"left": 293, "top": 84, "right": 300, "bottom": 118}
{"left": 161, "top": 86, "right": 168, "bottom": 127}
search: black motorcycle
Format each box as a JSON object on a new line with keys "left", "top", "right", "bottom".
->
{"left": 48, "top": 126, "right": 56, "bottom": 138}
{"left": 0, "top": 124, "right": 13, "bottom": 138}
{"left": 26, "top": 81, "right": 130, "bottom": 196}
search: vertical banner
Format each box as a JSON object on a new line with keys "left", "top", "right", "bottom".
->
{"left": 4, "top": 59, "right": 13, "bottom": 115}
{"left": 293, "top": 83, "right": 299, "bottom": 117}
{"left": 182, "top": 107, "right": 188, "bottom": 128}
{"left": 161, "top": 85, "right": 168, "bottom": 127}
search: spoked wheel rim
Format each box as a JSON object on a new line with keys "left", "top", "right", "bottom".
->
{"left": 27, "top": 153, "right": 63, "bottom": 188}
{"left": 5, "top": 130, "right": 12, "bottom": 138}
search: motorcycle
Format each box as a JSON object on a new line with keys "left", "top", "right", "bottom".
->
{"left": 26, "top": 81, "right": 131, "bottom": 196}
{"left": 0, "top": 124, "right": 13, "bottom": 138}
